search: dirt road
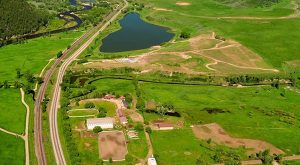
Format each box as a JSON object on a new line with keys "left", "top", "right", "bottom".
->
{"left": 48, "top": 1, "right": 128, "bottom": 164}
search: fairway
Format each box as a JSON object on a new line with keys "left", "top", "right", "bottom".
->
{"left": 0, "top": 30, "right": 83, "bottom": 81}
{"left": 0, "top": 89, "right": 26, "bottom": 134}
{"left": 140, "top": 82, "right": 300, "bottom": 154}
{"left": 0, "top": 131, "right": 25, "bottom": 165}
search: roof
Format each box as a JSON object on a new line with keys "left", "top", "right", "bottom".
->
{"left": 118, "top": 109, "right": 125, "bottom": 117}
{"left": 148, "top": 157, "right": 157, "bottom": 165}
{"left": 120, "top": 116, "right": 128, "bottom": 123}
{"left": 87, "top": 117, "right": 114, "bottom": 125}
{"left": 156, "top": 123, "right": 174, "bottom": 128}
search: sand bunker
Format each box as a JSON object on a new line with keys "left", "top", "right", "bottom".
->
{"left": 154, "top": 7, "right": 173, "bottom": 12}
{"left": 176, "top": 2, "right": 191, "bottom": 6}
{"left": 192, "top": 123, "right": 284, "bottom": 155}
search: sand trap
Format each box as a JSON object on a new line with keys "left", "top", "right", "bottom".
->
{"left": 176, "top": 2, "right": 191, "bottom": 6}
{"left": 153, "top": 7, "right": 173, "bottom": 12}
{"left": 192, "top": 123, "right": 284, "bottom": 155}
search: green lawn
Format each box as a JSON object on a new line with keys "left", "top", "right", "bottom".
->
{"left": 0, "top": 89, "right": 26, "bottom": 134}
{"left": 142, "top": 0, "right": 293, "bottom": 17}
{"left": 0, "top": 131, "right": 25, "bottom": 165}
{"left": 127, "top": 130, "right": 148, "bottom": 159}
{"left": 68, "top": 109, "right": 98, "bottom": 116}
{"left": 91, "top": 78, "right": 135, "bottom": 95}
{"left": 140, "top": 82, "right": 300, "bottom": 154}
{"left": 0, "top": 30, "right": 83, "bottom": 81}
{"left": 76, "top": 100, "right": 117, "bottom": 117}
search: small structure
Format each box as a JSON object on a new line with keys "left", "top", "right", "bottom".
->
{"left": 104, "top": 94, "right": 116, "bottom": 100}
{"left": 148, "top": 156, "right": 157, "bottom": 165}
{"left": 86, "top": 117, "right": 114, "bottom": 130}
{"left": 127, "top": 130, "right": 139, "bottom": 139}
{"left": 117, "top": 109, "right": 128, "bottom": 125}
{"left": 155, "top": 123, "right": 174, "bottom": 130}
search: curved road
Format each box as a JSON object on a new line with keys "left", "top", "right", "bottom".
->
{"left": 48, "top": 0, "right": 128, "bottom": 164}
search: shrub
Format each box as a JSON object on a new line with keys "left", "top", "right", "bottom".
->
{"left": 84, "top": 102, "right": 95, "bottom": 109}
{"left": 93, "top": 126, "right": 103, "bottom": 133}
{"left": 180, "top": 31, "right": 191, "bottom": 39}
{"left": 145, "top": 127, "right": 152, "bottom": 134}
{"left": 134, "top": 123, "right": 144, "bottom": 132}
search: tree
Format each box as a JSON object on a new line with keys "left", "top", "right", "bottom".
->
{"left": 156, "top": 105, "right": 168, "bottom": 117}
{"left": 180, "top": 31, "right": 191, "bottom": 39}
{"left": 256, "top": 150, "right": 274, "bottom": 165}
{"left": 14, "top": 80, "right": 22, "bottom": 88}
{"left": 57, "top": 51, "right": 63, "bottom": 58}
{"left": 109, "top": 157, "right": 113, "bottom": 163}
{"left": 134, "top": 123, "right": 144, "bottom": 132}
{"left": 24, "top": 71, "right": 34, "bottom": 83}
{"left": 93, "top": 126, "right": 103, "bottom": 133}
{"left": 145, "top": 127, "right": 152, "bottom": 134}
{"left": 36, "top": 77, "right": 43, "bottom": 84}
{"left": 97, "top": 111, "right": 106, "bottom": 118}
{"left": 16, "top": 68, "right": 22, "bottom": 78}
{"left": 3, "top": 80, "right": 9, "bottom": 89}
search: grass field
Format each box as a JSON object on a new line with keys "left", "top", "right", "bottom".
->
{"left": 0, "top": 131, "right": 25, "bottom": 165}
{"left": 127, "top": 130, "right": 148, "bottom": 159}
{"left": 91, "top": 78, "right": 135, "bottom": 95}
{"left": 140, "top": 82, "right": 300, "bottom": 155}
{"left": 132, "top": 0, "right": 300, "bottom": 69}
{"left": 0, "top": 30, "right": 83, "bottom": 81}
{"left": 150, "top": 128, "right": 246, "bottom": 165}
{"left": 0, "top": 89, "right": 26, "bottom": 134}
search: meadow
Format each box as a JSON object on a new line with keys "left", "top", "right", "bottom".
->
{"left": 0, "top": 131, "right": 25, "bottom": 165}
{"left": 90, "top": 78, "right": 135, "bottom": 95}
{"left": 133, "top": 0, "right": 300, "bottom": 69}
{"left": 0, "top": 89, "right": 26, "bottom": 134}
{"left": 139, "top": 82, "right": 300, "bottom": 155}
{"left": 0, "top": 30, "right": 83, "bottom": 81}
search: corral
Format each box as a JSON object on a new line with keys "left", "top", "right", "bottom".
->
{"left": 98, "top": 131, "right": 127, "bottom": 161}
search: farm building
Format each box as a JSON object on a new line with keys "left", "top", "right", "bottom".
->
{"left": 148, "top": 156, "right": 157, "bottom": 165}
{"left": 155, "top": 123, "right": 174, "bottom": 130}
{"left": 104, "top": 94, "right": 115, "bottom": 99}
{"left": 86, "top": 117, "right": 114, "bottom": 130}
{"left": 117, "top": 109, "right": 128, "bottom": 125}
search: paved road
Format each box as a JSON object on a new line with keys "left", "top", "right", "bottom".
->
{"left": 33, "top": 8, "right": 118, "bottom": 164}
{"left": 48, "top": 1, "right": 128, "bottom": 164}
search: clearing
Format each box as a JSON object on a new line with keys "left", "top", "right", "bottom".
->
{"left": 192, "top": 123, "right": 283, "bottom": 155}
{"left": 98, "top": 131, "right": 127, "bottom": 161}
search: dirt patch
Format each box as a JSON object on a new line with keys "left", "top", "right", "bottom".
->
{"left": 98, "top": 131, "right": 128, "bottom": 161}
{"left": 176, "top": 2, "right": 191, "bottom": 6}
{"left": 153, "top": 7, "right": 173, "bottom": 12}
{"left": 192, "top": 123, "right": 284, "bottom": 155}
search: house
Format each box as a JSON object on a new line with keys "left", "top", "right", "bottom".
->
{"left": 148, "top": 156, "right": 157, "bottom": 165}
{"left": 117, "top": 109, "right": 128, "bottom": 125}
{"left": 155, "top": 123, "right": 174, "bottom": 130}
{"left": 86, "top": 117, "right": 114, "bottom": 130}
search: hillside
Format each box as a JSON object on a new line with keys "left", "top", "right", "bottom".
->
{"left": 0, "top": 0, "right": 48, "bottom": 45}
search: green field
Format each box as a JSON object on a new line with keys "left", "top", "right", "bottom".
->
{"left": 131, "top": 0, "right": 300, "bottom": 69}
{"left": 0, "top": 131, "right": 25, "bottom": 165}
{"left": 91, "top": 78, "right": 135, "bottom": 95}
{"left": 0, "top": 89, "right": 26, "bottom": 134}
{"left": 0, "top": 30, "right": 83, "bottom": 81}
{"left": 127, "top": 130, "right": 148, "bottom": 159}
{"left": 140, "top": 82, "right": 300, "bottom": 155}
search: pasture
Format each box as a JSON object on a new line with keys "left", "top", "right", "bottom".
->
{"left": 0, "top": 131, "right": 25, "bottom": 165}
{"left": 140, "top": 82, "right": 300, "bottom": 154}
{"left": 0, "top": 30, "right": 83, "bottom": 81}
{"left": 0, "top": 89, "right": 26, "bottom": 134}
{"left": 90, "top": 78, "right": 135, "bottom": 95}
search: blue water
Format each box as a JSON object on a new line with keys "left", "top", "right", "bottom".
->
{"left": 69, "top": 0, "right": 77, "bottom": 6}
{"left": 100, "top": 13, "right": 174, "bottom": 52}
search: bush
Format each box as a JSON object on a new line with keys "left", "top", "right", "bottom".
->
{"left": 57, "top": 51, "right": 63, "bottom": 58}
{"left": 145, "top": 127, "right": 152, "bottom": 134}
{"left": 93, "top": 126, "right": 103, "bottom": 133}
{"left": 134, "top": 123, "right": 144, "bottom": 132}
{"left": 84, "top": 102, "right": 95, "bottom": 109}
{"left": 180, "top": 31, "right": 191, "bottom": 39}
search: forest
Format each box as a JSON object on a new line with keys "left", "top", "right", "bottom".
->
{"left": 0, "top": 0, "right": 49, "bottom": 46}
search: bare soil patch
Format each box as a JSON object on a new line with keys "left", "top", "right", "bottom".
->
{"left": 98, "top": 131, "right": 128, "bottom": 161}
{"left": 153, "top": 7, "right": 173, "bottom": 12}
{"left": 192, "top": 123, "right": 284, "bottom": 155}
{"left": 176, "top": 2, "right": 191, "bottom": 6}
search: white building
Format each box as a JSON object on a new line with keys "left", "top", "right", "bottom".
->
{"left": 148, "top": 156, "right": 157, "bottom": 165}
{"left": 86, "top": 117, "right": 114, "bottom": 130}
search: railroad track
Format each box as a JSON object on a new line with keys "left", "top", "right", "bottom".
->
{"left": 34, "top": 1, "right": 128, "bottom": 164}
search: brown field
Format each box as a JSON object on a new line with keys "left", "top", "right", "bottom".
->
{"left": 192, "top": 123, "right": 284, "bottom": 155}
{"left": 98, "top": 131, "right": 128, "bottom": 161}
{"left": 75, "top": 32, "right": 278, "bottom": 74}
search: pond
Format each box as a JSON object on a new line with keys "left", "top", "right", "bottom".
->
{"left": 100, "top": 13, "right": 174, "bottom": 52}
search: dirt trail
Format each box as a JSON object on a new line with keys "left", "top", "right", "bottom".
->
{"left": 172, "top": 0, "right": 299, "bottom": 20}
{"left": 20, "top": 88, "right": 30, "bottom": 165}
{"left": 0, "top": 127, "right": 23, "bottom": 138}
